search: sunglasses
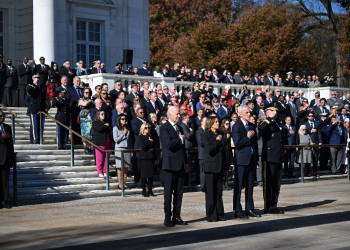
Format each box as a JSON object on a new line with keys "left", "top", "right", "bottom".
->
{"left": 139, "top": 112, "right": 144, "bottom": 114}
{"left": 225, "top": 123, "right": 229, "bottom": 125}
{"left": 0, "top": 115, "right": 4, "bottom": 118}
{"left": 96, "top": 88, "right": 101, "bottom": 90}
{"left": 303, "top": 101, "right": 308, "bottom": 103}
{"left": 145, "top": 127, "right": 150, "bottom": 129}
{"left": 84, "top": 92, "right": 90, "bottom": 94}
{"left": 100, "top": 113, "right": 105, "bottom": 116}
{"left": 120, "top": 118, "right": 125, "bottom": 121}
{"left": 101, "top": 93, "right": 107, "bottom": 95}
{"left": 308, "top": 116, "right": 314, "bottom": 118}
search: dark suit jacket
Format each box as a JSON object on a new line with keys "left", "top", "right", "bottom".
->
{"left": 130, "top": 118, "right": 147, "bottom": 149}
{"left": 146, "top": 101, "right": 161, "bottom": 119}
{"left": 224, "top": 77, "right": 235, "bottom": 84}
{"left": 195, "top": 127, "right": 205, "bottom": 159}
{"left": 140, "top": 98, "right": 150, "bottom": 117}
{"left": 180, "top": 122, "right": 196, "bottom": 148}
{"left": 60, "top": 67, "right": 76, "bottom": 87}
{"left": 263, "top": 77, "right": 276, "bottom": 86}
{"left": 65, "top": 86, "right": 82, "bottom": 110}
{"left": 0, "top": 123, "right": 15, "bottom": 166}
{"left": 18, "top": 64, "right": 32, "bottom": 85}
{"left": 159, "top": 121, "right": 188, "bottom": 171}
{"left": 283, "top": 125, "right": 298, "bottom": 145}
{"left": 314, "top": 107, "right": 330, "bottom": 120}
{"left": 304, "top": 120, "right": 322, "bottom": 144}
{"left": 92, "top": 120, "right": 112, "bottom": 146}
{"left": 232, "top": 119, "right": 258, "bottom": 166}
{"left": 327, "top": 123, "right": 345, "bottom": 145}
{"left": 33, "top": 64, "right": 50, "bottom": 87}
{"left": 109, "top": 89, "right": 121, "bottom": 107}
{"left": 201, "top": 131, "right": 225, "bottom": 173}
{"left": 90, "top": 67, "right": 106, "bottom": 74}
{"left": 138, "top": 134, "right": 155, "bottom": 159}
{"left": 5, "top": 66, "right": 18, "bottom": 88}
{"left": 125, "top": 93, "right": 138, "bottom": 107}
{"left": 287, "top": 102, "right": 298, "bottom": 126}
{"left": 217, "top": 107, "right": 230, "bottom": 121}
{"left": 276, "top": 101, "right": 289, "bottom": 122}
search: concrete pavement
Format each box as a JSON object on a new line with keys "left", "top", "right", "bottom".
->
{"left": 0, "top": 179, "right": 350, "bottom": 250}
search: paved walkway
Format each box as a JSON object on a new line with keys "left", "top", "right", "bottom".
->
{"left": 1, "top": 179, "right": 350, "bottom": 250}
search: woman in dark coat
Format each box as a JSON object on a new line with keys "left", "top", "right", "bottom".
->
{"left": 138, "top": 123, "right": 157, "bottom": 197}
{"left": 220, "top": 118, "right": 233, "bottom": 190}
{"left": 47, "top": 62, "right": 60, "bottom": 102}
{"left": 201, "top": 116, "right": 228, "bottom": 222}
{"left": 92, "top": 110, "right": 112, "bottom": 178}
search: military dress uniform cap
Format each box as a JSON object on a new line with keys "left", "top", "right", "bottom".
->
{"left": 32, "top": 74, "right": 40, "bottom": 78}
{"left": 319, "top": 113, "right": 328, "bottom": 117}
{"left": 143, "top": 61, "right": 148, "bottom": 65}
{"left": 286, "top": 71, "right": 292, "bottom": 75}
{"left": 264, "top": 102, "right": 278, "bottom": 111}
{"left": 330, "top": 75, "right": 334, "bottom": 78}
{"left": 59, "top": 89, "right": 66, "bottom": 93}
{"left": 295, "top": 75, "right": 300, "bottom": 78}
{"left": 0, "top": 54, "right": 4, "bottom": 58}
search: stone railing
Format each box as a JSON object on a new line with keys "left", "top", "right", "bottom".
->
{"left": 78, "top": 73, "right": 347, "bottom": 100}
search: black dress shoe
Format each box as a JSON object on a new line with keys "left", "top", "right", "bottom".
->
{"left": 207, "top": 219, "right": 217, "bottom": 222}
{"left": 149, "top": 192, "right": 157, "bottom": 197}
{"left": 164, "top": 219, "right": 174, "bottom": 227}
{"left": 84, "top": 148, "right": 89, "bottom": 155}
{"left": 235, "top": 211, "right": 247, "bottom": 219}
{"left": 269, "top": 208, "right": 284, "bottom": 214}
{"left": 2, "top": 204, "right": 12, "bottom": 209}
{"left": 172, "top": 217, "right": 187, "bottom": 225}
{"left": 218, "top": 217, "right": 226, "bottom": 221}
{"left": 246, "top": 210, "right": 261, "bottom": 218}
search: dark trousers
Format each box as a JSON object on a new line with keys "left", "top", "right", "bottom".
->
{"left": 205, "top": 171, "right": 224, "bottom": 221}
{"left": 30, "top": 113, "right": 45, "bottom": 143}
{"left": 311, "top": 147, "right": 319, "bottom": 173}
{"left": 284, "top": 148, "right": 296, "bottom": 176}
{"left": 18, "top": 84, "right": 27, "bottom": 107}
{"left": 0, "top": 165, "right": 10, "bottom": 206}
{"left": 199, "top": 159, "right": 205, "bottom": 189}
{"left": 70, "top": 112, "right": 81, "bottom": 144}
{"left": 163, "top": 167, "right": 185, "bottom": 220}
{"left": 3, "top": 87, "right": 11, "bottom": 106}
{"left": 141, "top": 177, "right": 153, "bottom": 193}
{"left": 11, "top": 87, "right": 18, "bottom": 107}
{"left": 234, "top": 157, "right": 255, "bottom": 212}
{"left": 257, "top": 155, "right": 263, "bottom": 185}
{"left": 57, "top": 122, "right": 68, "bottom": 149}
{"left": 319, "top": 147, "right": 330, "bottom": 170}
{"left": 264, "top": 162, "right": 282, "bottom": 211}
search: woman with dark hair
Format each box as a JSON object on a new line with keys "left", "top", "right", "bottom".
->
{"left": 200, "top": 70, "right": 210, "bottom": 82}
{"left": 138, "top": 123, "right": 157, "bottom": 197}
{"left": 201, "top": 116, "right": 228, "bottom": 222}
{"left": 220, "top": 118, "right": 233, "bottom": 191}
{"left": 47, "top": 62, "right": 60, "bottom": 102}
{"left": 78, "top": 87, "right": 93, "bottom": 154}
{"left": 92, "top": 110, "right": 112, "bottom": 178}
{"left": 189, "top": 69, "right": 200, "bottom": 82}
{"left": 113, "top": 114, "right": 131, "bottom": 189}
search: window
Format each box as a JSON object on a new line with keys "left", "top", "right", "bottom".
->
{"left": 0, "top": 11, "right": 4, "bottom": 56}
{"left": 76, "top": 20, "right": 102, "bottom": 68}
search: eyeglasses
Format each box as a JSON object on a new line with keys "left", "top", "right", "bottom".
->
{"left": 100, "top": 113, "right": 105, "bottom": 116}
{"left": 101, "top": 93, "right": 107, "bottom": 95}
{"left": 139, "top": 112, "right": 144, "bottom": 114}
{"left": 145, "top": 127, "right": 150, "bottom": 129}
{"left": 0, "top": 115, "right": 4, "bottom": 118}
{"left": 157, "top": 93, "right": 162, "bottom": 95}
{"left": 225, "top": 123, "right": 229, "bottom": 125}
{"left": 84, "top": 92, "right": 90, "bottom": 94}
{"left": 97, "top": 88, "right": 101, "bottom": 90}
{"left": 120, "top": 118, "right": 125, "bottom": 121}
{"left": 163, "top": 88, "right": 168, "bottom": 90}
{"left": 303, "top": 101, "right": 308, "bottom": 103}
{"left": 331, "top": 94, "right": 336, "bottom": 95}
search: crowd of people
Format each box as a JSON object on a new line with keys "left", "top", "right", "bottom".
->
{"left": 2, "top": 56, "right": 349, "bottom": 221}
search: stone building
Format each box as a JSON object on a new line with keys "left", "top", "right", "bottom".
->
{"left": 0, "top": 0, "right": 149, "bottom": 72}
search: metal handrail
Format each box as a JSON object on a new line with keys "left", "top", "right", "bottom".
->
{"left": 0, "top": 104, "right": 17, "bottom": 144}
{"left": 284, "top": 144, "right": 349, "bottom": 182}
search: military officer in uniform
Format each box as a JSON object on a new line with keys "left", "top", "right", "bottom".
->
{"left": 52, "top": 89, "right": 70, "bottom": 149}
{"left": 258, "top": 103, "right": 286, "bottom": 214}
{"left": 26, "top": 74, "right": 46, "bottom": 144}
{"left": 283, "top": 72, "right": 294, "bottom": 87}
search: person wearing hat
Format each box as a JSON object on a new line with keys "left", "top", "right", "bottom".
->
{"left": 113, "top": 62, "right": 124, "bottom": 74}
{"left": 138, "top": 61, "right": 153, "bottom": 76}
{"left": 283, "top": 72, "right": 294, "bottom": 87}
{"left": 26, "top": 74, "right": 46, "bottom": 144}
{"left": 258, "top": 102, "right": 286, "bottom": 214}
{"left": 124, "top": 65, "right": 133, "bottom": 75}
{"left": 51, "top": 89, "right": 70, "bottom": 149}
{"left": 327, "top": 75, "right": 337, "bottom": 87}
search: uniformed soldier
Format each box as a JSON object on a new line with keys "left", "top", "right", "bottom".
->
{"left": 283, "top": 72, "right": 294, "bottom": 87}
{"left": 52, "top": 89, "right": 70, "bottom": 149}
{"left": 258, "top": 102, "right": 286, "bottom": 214}
{"left": 26, "top": 74, "right": 46, "bottom": 144}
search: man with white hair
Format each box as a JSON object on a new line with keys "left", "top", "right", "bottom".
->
{"left": 160, "top": 106, "right": 189, "bottom": 227}
{"left": 327, "top": 91, "right": 343, "bottom": 108}
{"left": 295, "top": 89, "right": 304, "bottom": 111}
{"left": 60, "top": 60, "right": 76, "bottom": 87}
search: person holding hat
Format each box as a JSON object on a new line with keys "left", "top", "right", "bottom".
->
{"left": 138, "top": 61, "right": 153, "bottom": 76}
{"left": 51, "top": 89, "right": 70, "bottom": 149}
{"left": 26, "top": 74, "right": 46, "bottom": 144}
{"left": 258, "top": 102, "right": 286, "bottom": 214}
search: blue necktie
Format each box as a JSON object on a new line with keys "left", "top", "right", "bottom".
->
{"left": 245, "top": 123, "right": 253, "bottom": 155}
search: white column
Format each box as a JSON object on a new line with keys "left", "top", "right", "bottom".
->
{"left": 33, "top": 0, "right": 55, "bottom": 63}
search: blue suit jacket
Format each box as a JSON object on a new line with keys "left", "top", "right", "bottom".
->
{"left": 303, "top": 121, "right": 322, "bottom": 144}
{"left": 65, "top": 86, "right": 81, "bottom": 109}
{"left": 283, "top": 125, "right": 298, "bottom": 145}
{"left": 340, "top": 115, "right": 350, "bottom": 125}
{"left": 138, "top": 68, "right": 153, "bottom": 76}
{"left": 217, "top": 107, "right": 230, "bottom": 121}
{"left": 160, "top": 121, "right": 188, "bottom": 171}
{"left": 55, "top": 86, "right": 68, "bottom": 97}
{"left": 327, "top": 123, "right": 345, "bottom": 145}
{"left": 232, "top": 119, "right": 258, "bottom": 166}
{"left": 130, "top": 118, "right": 148, "bottom": 149}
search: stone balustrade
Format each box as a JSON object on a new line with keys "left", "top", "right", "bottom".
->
{"left": 78, "top": 73, "right": 347, "bottom": 101}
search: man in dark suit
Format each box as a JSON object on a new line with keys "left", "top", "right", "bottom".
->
{"left": 327, "top": 117, "right": 345, "bottom": 174}
{"left": 287, "top": 96, "right": 298, "bottom": 127}
{"left": 303, "top": 112, "right": 322, "bottom": 176}
{"left": 109, "top": 79, "right": 122, "bottom": 107}
{"left": 125, "top": 83, "right": 139, "bottom": 107}
{"left": 251, "top": 73, "right": 261, "bottom": 85}
{"left": 0, "top": 110, "right": 15, "bottom": 209}
{"left": 195, "top": 117, "right": 206, "bottom": 192}
{"left": 147, "top": 92, "right": 162, "bottom": 121}
{"left": 130, "top": 108, "right": 148, "bottom": 184}
{"left": 90, "top": 60, "right": 106, "bottom": 74}
{"left": 33, "top": 56, "right": 50, "bottom": 88}
{"left": 0, "top": 55, "right": 6, "bottom": 104}
{"left": 140, "top": 89, "right": 151, "bottom": 118}
{"left": 18, "top": 57, "right": 32, "bottom": 107}
{"left": 180, "top": 113, "right": 196, "bottom": 149}
{"left": 26, "top": 74, "right": 46, "bottom": 143}
{"left": 65, "top": 76, "right": 82, "bottom": 144}
{"left": 217, "top": 99, "right": 230, "bottom": 121}
{"left": 60, "top": 60, "right": 76, "bottom": 87}
{"left": 138, "top": 61, "right": 153, "bottom": 76}
{"left": 263, "top": 72, "right": 276, "bottom": 86}
{"left": 258, "top": 103, "right": 285, "bottom": 214}
{"left": 56, "top": 75, "right": 68, "bottom": 96}
{"left": 283, "top": 117, "right": 298, "bottom": 178}
{"left": 314, "top": 98, "right": 330, "bottom": 120}
{"left": 5, "top": 59, "right": 18, "bottom": 107}
{"left": 160, "top": 106, "right": 189, "bottom": 227}
{"left": 276, "top": 95, "right": 289, "bottom": 125}
{"left": 232, "top": 105, "right": 260, "bottom": 219}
